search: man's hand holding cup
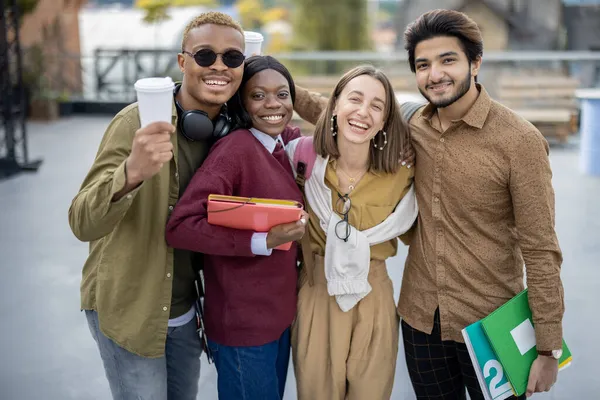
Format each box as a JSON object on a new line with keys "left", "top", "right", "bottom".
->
{"left": 115, "top": 76, "right": 176, "bottom": 197}
{"left": 126, "top": 122, "right": 175, "bottom": 187}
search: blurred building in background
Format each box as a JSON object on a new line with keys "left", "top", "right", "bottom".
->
{"left": 18, "top": 0, "right": 86, "bottom": 119}
{"left": 395, "top": 0, "right": 564, "bottom": 51}
{"left": 563, "top": 0, "right": 600, "bottom": 52}
{"left": 12, "top": 0, "right": 600, "bottom": 134}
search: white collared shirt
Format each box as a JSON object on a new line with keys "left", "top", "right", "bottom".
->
{"left": 248, "top": 128, "right": 285, "bottom": 256}
{"left": 250, "top": 128, "right": 284, "bottom": 154}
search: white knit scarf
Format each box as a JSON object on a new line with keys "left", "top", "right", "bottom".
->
{"left": 304, "top": 155, "right": 418, "bottom": 311}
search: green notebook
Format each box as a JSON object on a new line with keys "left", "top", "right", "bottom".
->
{"left": 480, "top": 289, "right": 572, "bottom": 396}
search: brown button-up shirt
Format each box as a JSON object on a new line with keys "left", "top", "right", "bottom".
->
{"left": 397, "top": 85, "right": 564, "bottom": 351}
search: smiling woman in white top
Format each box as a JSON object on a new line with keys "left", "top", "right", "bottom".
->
{"left": 285, "top": 65, "right": 418, "bottom": 400}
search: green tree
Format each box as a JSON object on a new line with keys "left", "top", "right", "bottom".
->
{"left": 171, "top": 0, "right": 217, "bottom": 5}
{"left": 140, "top": 0, "right": 172, "bottom": 24}
{"left": 136, "top": 0, "right": 217, "bottom": 22}
{"left": 263, "top": 0, "right": 292, "bottom": 8}
{"left": 291, "top": 0, "right": 371, "bottom": 52}
{"left": 138, "top": 0, "right": 172, "bottom": 74}
{"left": 290, "top": 0, "right": 371, "bottom": 74}
{"left": 236, "top": 0, "right": 264, "bottom": 31}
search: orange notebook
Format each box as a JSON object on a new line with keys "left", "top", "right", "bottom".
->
{"left": 207, "top": 194, "right": 304, "bottom": 251}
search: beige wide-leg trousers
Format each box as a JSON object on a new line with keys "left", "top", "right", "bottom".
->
{"left": 291, "top": 254, "right": 399, "bottom": 400}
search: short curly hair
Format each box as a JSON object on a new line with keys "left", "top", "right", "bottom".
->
{"left": 182, "top": 11, "right": 244, "bottom": 50}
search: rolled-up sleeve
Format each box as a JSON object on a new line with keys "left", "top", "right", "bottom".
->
{"left": 509, "top": 129, "right": 564, "bottom": 351}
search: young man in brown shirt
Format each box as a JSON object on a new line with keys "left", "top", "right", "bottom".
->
{"left": 293, "top": 9, "right": 564, "bottom": 400}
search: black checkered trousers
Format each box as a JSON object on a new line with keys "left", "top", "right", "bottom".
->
{"left": 401, "top": 309, "right": 526, "bottom": 400}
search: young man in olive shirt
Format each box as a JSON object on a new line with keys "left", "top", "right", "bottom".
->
{"left": 69, "top": 12, "right": 245, "bottom": 400}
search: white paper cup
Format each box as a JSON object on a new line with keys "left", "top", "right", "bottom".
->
{"left": 134, "top": 77, "right": 175, "bottom": 128}
{"left": 244, "top": 31, "right": 264, "bottom": 57}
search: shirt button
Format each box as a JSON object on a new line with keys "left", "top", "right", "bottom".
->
{"left": 166, "top": 273, "right": 171, "bottom": 278}
{"left": 126, "top": 194, "right": 132, "bottom": 200}
{"left": 168, "top": 205, "right": 174, "bottom": 211}
{"left": 434, "top": 197, "right": 439, "bottom": 202}
{"left": 440, "top": 138, "right": 445, "bottom": 143}
{"left": 162, "top": 306, "right": 168, "bottom": 312}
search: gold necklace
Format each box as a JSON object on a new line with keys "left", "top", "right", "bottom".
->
{"left": 337, "top": 165, "right": 367, "bottom": 192}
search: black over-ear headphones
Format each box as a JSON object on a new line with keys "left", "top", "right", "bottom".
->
{"left": 173, "top": 84, "right": 233, "bottom": 141}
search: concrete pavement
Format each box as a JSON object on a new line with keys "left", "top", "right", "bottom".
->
{"left": 0, "top": 116, "right": 598, "bottom": 399}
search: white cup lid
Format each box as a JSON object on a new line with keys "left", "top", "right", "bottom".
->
{"left": 134, "top": 77, "right": 175, "bottom": 93}
{"left": 244, "top": 31, "right": 264, "bottom": 43}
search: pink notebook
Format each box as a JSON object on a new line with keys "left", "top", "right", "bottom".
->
{"left": 207, "top": 194, "right": 304, "bottom": 251}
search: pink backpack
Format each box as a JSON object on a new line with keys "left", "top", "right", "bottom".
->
{"left": 292, "top": 136, "right": 317, "bottom": 189}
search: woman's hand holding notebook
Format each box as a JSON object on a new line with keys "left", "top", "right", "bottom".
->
{"left": 207, "top": 194, "right": 305, "bottom": 250}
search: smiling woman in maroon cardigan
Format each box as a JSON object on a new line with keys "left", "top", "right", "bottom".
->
{"left": 165, "top": 55, "right": 308, "bottom": 400}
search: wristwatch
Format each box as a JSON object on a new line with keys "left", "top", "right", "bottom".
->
{"left": 537, "top": 349, "right": 563, "bottom": 359}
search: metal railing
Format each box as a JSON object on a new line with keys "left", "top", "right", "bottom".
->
{"left": 35, "top": 50, "right": 600, "bottom": 103}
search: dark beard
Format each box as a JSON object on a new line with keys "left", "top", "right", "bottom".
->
{"left": 419, "top": 69, "right": 471, "bottom": 108}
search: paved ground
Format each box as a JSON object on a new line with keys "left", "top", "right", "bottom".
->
{"left": 1, "top": 116, "right": 598, "bottom": 400}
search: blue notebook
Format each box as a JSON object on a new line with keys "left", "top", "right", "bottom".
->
{"left": 462, "top": 320, "right": 515, "bottom": 400}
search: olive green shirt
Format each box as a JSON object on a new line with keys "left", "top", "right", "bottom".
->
{"left": 68, "top": 102, "right": 209, "bottom": 357}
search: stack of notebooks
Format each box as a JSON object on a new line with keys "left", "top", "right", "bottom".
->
{"left": 462, "top": 289, "right": 572, "bottom": 400}
{"left": 207, "top": 194, "right": 304, "bottom": 251}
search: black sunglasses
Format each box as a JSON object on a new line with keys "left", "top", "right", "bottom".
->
{"left": 334, "top": 192, "right": 352, "bottom": 242}
{"left": 182, "top": 48, "right": 245, "bottom": 69}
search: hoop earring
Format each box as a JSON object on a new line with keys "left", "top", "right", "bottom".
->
{"left": 373, "top": 130, "right": 387, "bottom": 150}
{"left": 331, "top": 115, "right": 338, "bottom": 137}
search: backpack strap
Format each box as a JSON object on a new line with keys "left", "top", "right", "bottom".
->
{"left": 287, "top": 135, "right": 317, "bottom": 286}
{"left": 292, "top": 136, "right": 317, "bottom": 190}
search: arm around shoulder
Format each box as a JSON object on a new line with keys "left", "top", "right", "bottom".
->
{"left": 294, "top": 85, "right": 329, "bottom": 126}
{"left": 68, "top": 113, "right": 142, "bottom": 242}
{"left": 397, "top": 168, "right": 417, "bottom": 245}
